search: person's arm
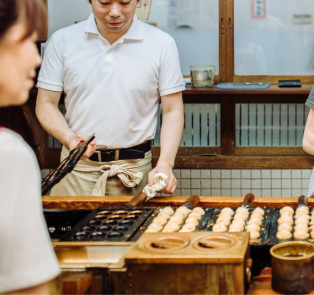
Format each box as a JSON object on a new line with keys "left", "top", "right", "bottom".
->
{"left": 303, "top": 108, "right": 314, "bottom": 155}
{"left": 148, "top": 91, "right": 184, "bottom": 194}
{"left": 35, "top": 88, "right": 95, "bottom": 157}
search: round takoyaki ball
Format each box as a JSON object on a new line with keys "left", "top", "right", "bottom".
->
{"left": 250, "top": 212, "right": 264, "bottom": 220}
{"left": 232, "top": 216, "right": 247, "bottom": 225}
{"left": 192, "top": 207, "right": 205, "bottom": 215}
{"left": 293, "top": 230, "right": 309, "bottom": 240}
{"left": 247, "top": 229, "right": 260, "bottom": 240}
{"left": 276, "top": 229, "right": 292, "bottom": 240}
{"left": 279, "top": 206, "right": 294, "bottom": 215}
{"left": 162, "top": 222, "right": 180, "bottom": 233}
{"left": 278, "top": 223, "right": 292, "bottom": 232}
{"left": 252, "top": 207, "right": 265, "bottom": 216}
{"left": 157, "top": 212, "right": 172, "bottom": 220}
{"left": 229, "top": 223, "right": 244, "bottom": 232}
{"left": 152, "top": 216, "right": 168, "bottom": 226}
{"left": 146, "top": 223, "right": 163, "bottom": 233}
{"left": 235, "top": 207, "right": 250, "bottom": 219}
{"left": 188, "top": 211, "right": 202, "bottom": 220}
{"left": 160, "top": 206, "right": 174, "bottom": 216}
{"left": 212, "top": 223, "right": 227, "bottom": 232}
{"left": 295, "top": 206, "right": 309, "bottom": 216}
{"left": 246, "top": 223, "right": 260, "bottom": 232}
{"left": 168, "top": 215, "right": 184, "bottom": 225}
{"left": 173, "top": 211, "right": 188, "bottom": 219}
{"left": 179, "top": 224, "right": 197, "bottom": 232}
{"left": 185, "top": 216, "right": 199, "bottom": 225}
{"left": 294, "top": 224, "right": 308, "bottom": 232}
{"left": 175, "top": 206, "right": 191, "bottom": 216}
{"left": 220, "top": 207, "right": 234, "bottom": 216}
{"left": 247, "top": 217, "right": 262, "bottom": 226}
{"left": 216, "top": 216, "right": 232, "bottom": 226}
{"left": 278, "top": 215, "right": 293, "bottom": 225}
{"left": 294, "top": 216, "right": 310, "bottom": 226}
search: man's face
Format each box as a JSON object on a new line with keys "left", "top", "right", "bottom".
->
{"left": 89, "top": 0, "right": 139, "bottom": 42}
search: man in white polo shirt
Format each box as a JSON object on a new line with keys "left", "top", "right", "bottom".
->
{"left": 36, "top": 0, "right": 185, "bottom": 196}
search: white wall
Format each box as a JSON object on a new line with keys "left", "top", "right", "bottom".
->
{"left": 48, "top": 0, "right": 91, "bottom": 36}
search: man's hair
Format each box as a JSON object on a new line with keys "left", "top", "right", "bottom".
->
{"left": 0, "top": 0, "right": 47, "bottom": 42}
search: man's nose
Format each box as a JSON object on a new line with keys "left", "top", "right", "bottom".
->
{"left": 109, "top": 3, "right": 122, "bottom": 17}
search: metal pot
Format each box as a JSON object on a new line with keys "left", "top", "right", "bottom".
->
{"left": 270, "top": 241, "right": 314, "bottom": 294}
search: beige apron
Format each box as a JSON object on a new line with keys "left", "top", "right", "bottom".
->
{"left": 50, "top": 146, "right": 152, "bottom": 196}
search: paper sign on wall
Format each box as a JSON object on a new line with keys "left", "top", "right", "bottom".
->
{"left": 251, "top": 0, "right": 266, "bottom": 19}
{"left": 136, "top": 0, "right": 152, "bottom": 20}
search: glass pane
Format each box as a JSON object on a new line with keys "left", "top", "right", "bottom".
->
{"left": 149, "top": 0, "right": 219, "bottom": 76}
{"left": 154, "top": 104, "right": 221, "bottom": 147}
{"left": 236, "top": 103, "right": 309, "bottom": 146}
{"left": 234, "top": 0, "right": 314, "bottom": 75}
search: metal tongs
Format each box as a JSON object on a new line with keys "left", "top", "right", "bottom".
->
{"left": 41, "top": 134, "right": 95, "bottom": 195}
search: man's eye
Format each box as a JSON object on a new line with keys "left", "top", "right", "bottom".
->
{"left": 121, "top": 1, "right": 130, "bottom": 5}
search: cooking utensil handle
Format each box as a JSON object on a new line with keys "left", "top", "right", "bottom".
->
{"left": 128, "top": 192, "right": 147, "bottom": 207}
{"left": 183, "top": 195, "right": 200, "bottom": 208}
{"left": 242, "top": 193, "right": 255, "bottom": 206}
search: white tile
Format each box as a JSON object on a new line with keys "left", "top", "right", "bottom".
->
{"left": 211, "top": 179, "right": 221, "bottom": 189}
{"left": 191, "top": 189, "right": 201, "bottom": 196}
{"left": 181, "top": 189, "right": 191, "bottom": 196}
{"left": 41, "top": 169, "right": 50, "bottom": 178}
{"left": 261, "top": 189, "right": 271, "bottom": 197}
{"left": 221, "top": 189, "right": 231, "bottom": 196}
{"left": 262, "top": 170, "right": 271, "bottom": 178}
{"left": 251, "top": 169, "right": 261, "bottom": 179}
{"left": 302, "top": 169, "right": 312, "bottom": 178}
{"left": 242, "top": 179, "right": 251, "bottom": 189}
{"left": 201, "top": 179, "right": 211, "bottom": 189}
{"left": 281, "top": 170, "right": 291, "bottom": 179}
{"left": 181, "top": 169, "right": 191, "bottom": 179}
{"left": 291, "top": 170, "right": 302, "bottom": 178}
{"left": 173, "top": 169, "right": 181, "bottom": 178}
{"left": 271, "top": 179, "right": 281, "bottom": 189}
{"left": 241, "top": 189, "right": 251, "bottom": 196}
{"left": 281, "top": 189, "right": 292, "bottom": 197}
{"left": 252, "top": 179, "right": 262, "bottom": 189}
{"left": 232, "top": 179, "right": 241, "bottom": 189}
{"left": 231, "top": 189, "right": 241, "bottom": 196}
{"left": 291, "top": 179, "right": 302, "bottom": 189}
{"left": 211, "top": 189, "right": 222, "bottom": 196}
{"left": 261, "top": 179, "right": 271, "bottom": 189}
{"left": 181, "top": 179, "right": 191, "bottom": 189}
{"left": 271, "top": 169, "right": 281, "bottom": 178}
{"left": 271, "top": 189, "right": 282, "bottom": 197}
{"left": 242, "top": 170, "right": 251, "bottom": 179}
{"left": 221, "top": 170, "right": 231, "bottom": 178}
{"left": 201, "top": 189, "right": 211, "bottom": 196}
{"left": 191, "top": 169, "right": 201, "bottom": 178}
{"left": 211, "top": 169, "right": 221, "bottom": 178}
{"left": 302, "top": 179, "right": 310, "bottom": 189}
{"left": 231, "top": 169, "right": 241, "bottom": 178}
{"left": 176, "top": 179, "right": 181, "bottom": 189}
{"left": 281, "top": 179, "right": 291, "bottom": 188}
{"left": 191, "top": 179, "right": 201, "bottom": 189}
{"left": 292, "top": 189, "right": 303, "bottom": 197}
{"left": 172, "top": 188, "right": 180, "bottom": 196}
{"left": 222, "top": 179, "right": 231, "bottom": 189}
{"left": 251, "top": 189, "right": 261, "bottom": 197}
{"left": 201, "top": 169, "right": 211, "bottom": 178}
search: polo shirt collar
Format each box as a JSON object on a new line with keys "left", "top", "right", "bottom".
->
{"left": 84, "top": 13, "right": 144, "bottom": 41}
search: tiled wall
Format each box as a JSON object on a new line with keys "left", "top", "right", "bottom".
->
{"left": 172, "top": 169, "right": 313, "bottom": 197}
{"left": 42, "top": 168, "right": 313, "bottom": 197}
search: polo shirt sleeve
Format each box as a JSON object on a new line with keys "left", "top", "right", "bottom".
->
{"left": 305, "top": 85, "right": 314, "bottom": 109}
{"left": 158, "top": 38, "right": 186, "bottom": 97}
{"left": 37, "top": 33, "right": 65, "bottom": 92}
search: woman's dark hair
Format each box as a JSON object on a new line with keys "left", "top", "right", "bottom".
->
{"left": 0, "top": 0, "right": 47, "bottom": 41}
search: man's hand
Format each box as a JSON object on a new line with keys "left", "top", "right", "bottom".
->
{"left": 68, "top": 132, "right": 96, "bottom": 159}
{"left": 148, "top": 165, "right": 177, "bottom": 194}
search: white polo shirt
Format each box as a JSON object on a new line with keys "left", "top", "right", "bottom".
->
{"left": 0, "top": 128, "right": 60, "bottom": 293}
{"left": 37, "top": 14, "right": 185, "bottom": 148}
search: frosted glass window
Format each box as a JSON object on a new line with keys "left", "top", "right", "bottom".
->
{"left": 234, "top": 0, "right": 314, "bottom": 75}
{"left": 148, "top": 0, "right": 219, "bottom": 76}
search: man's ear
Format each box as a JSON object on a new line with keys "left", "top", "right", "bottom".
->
{"left": 87, "top": 0, "right": 92, "bottom": 4}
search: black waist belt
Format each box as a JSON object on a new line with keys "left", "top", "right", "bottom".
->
{"left": 89, "top": 141, "right": 152, "bottom": 162}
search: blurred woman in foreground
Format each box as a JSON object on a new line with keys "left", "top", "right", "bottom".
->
{"left": 0, "top": 0, "right": 60, "bottom": 293}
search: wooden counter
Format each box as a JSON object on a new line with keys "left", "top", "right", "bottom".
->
{"left": 44, "top": 196, "right": 314, "bottom": 294}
